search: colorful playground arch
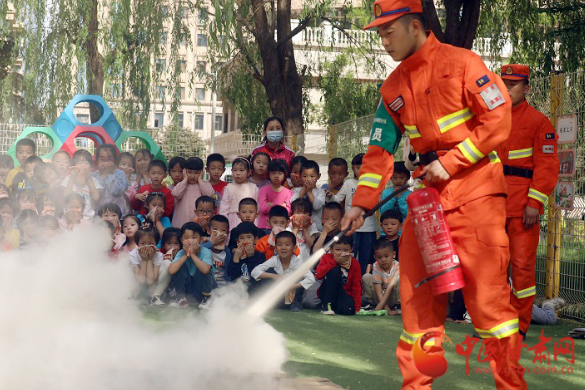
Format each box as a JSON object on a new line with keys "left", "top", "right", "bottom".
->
{"left": 7, "top": 95, "right": 166, "bottom": 165}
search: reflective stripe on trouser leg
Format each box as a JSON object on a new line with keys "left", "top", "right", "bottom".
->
{"left": 397, "top": 216, "right": 448, "bottom": 390}
{"left": 449, "top": 196, "right": 526, "bottom": 389}
{"left": 507, "top": 217, "right": 539, "bottom": 334}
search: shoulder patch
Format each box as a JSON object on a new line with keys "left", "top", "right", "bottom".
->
{"left": 476, "top": 75, "right": 490, "bottom": 87}
{"left": 545, "top": 133, "right": 555, "bottom": 140}
{"left": 479, "top": 83, "right": 506, "bottom": 110}
{"left": 543, "top": 145, "right": 555, "bottom": 154}
{"left": 388, "top": 96, "right": 404, "bottom": 112}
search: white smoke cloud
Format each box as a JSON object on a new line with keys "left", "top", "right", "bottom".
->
{"left": 0, "top": 225, "right": 288, "bottom": 390}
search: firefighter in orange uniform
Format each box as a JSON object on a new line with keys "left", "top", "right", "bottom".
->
{"left": 498, "top": 64, "right": 559, "bottom": 338}
{"left": 341, "top": 0, "right": 527, "bottom": 389}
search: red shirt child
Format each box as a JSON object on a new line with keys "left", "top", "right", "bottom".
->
{"left": 131, "top": 161, "right": 174, "bottom": 217}
{"left": 315, "top": 252, "right": 362, "bottom": 313}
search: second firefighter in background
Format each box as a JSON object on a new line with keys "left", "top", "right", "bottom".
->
{"left": 498, "top": 64, "right": 559, "bottom": 338}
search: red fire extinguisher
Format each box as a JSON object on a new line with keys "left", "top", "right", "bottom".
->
{"left": 407, "top": 187, "right": 465, "bottom": 295}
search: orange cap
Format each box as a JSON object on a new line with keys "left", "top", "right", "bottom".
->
{"left": 501, "top": 64, "right": 530, "bottom": 81}
{"left": 363, "top": 0, "right": 423, "bottom": 30}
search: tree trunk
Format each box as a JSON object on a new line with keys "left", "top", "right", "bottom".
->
{"left": 86, "top": 0, "right": 104, "bottom": 122}
{"left": 423, "top": 0, "right": 481, "bottom": 49}
{"left": 251, "top": 0, "right": 305, "bottom": 153}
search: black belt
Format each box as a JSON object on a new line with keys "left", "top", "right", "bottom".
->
{"left": 503, "top": 165, "right": 533, "bottom": 179}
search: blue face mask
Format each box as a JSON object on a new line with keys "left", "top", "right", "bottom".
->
{"left": 266, "top": 130, "right": 283, "bottom": 143}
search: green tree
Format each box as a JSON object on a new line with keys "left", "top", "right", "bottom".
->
{"left": 479, "top": 0, "right": 585, "bottom": 75}
{"left": 0, "top": 0, "right": 190, "bottom": 127}
{"left": 317, "top": 53, "right": 379, "bottom": 126}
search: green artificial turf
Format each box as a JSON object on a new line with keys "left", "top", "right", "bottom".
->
{"left": 264, "top": 310, "right": 585, "bottom": 390}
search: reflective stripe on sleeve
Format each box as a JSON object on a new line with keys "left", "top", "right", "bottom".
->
{"left": 475, "top": 318, "right": 519, "bottom": 339}
{"left": 357, "top": 173, "right": 382, "bottom": 189}
{"left": 508, "top": 147, "right": 533, "bottom": 160}
{"left": 404, "top": 124, "right": 421, "bottom": 139}
{"left": 512, "top": 285, "right": 536, "bottom": 299}
{"left": 437, "top": 108, "right": 475, "bottom": 133}
{"left": 528, "top": 188, "right": 548, "bottom": 204}
{"left": 488, "top": 151, "right": 501, "bottom": 164}
{"left": 457, "top": 138, "right": 485, "bottom": 164}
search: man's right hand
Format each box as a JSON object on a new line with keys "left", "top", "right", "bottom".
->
{"left": 341, "top": 206, "right": 366, "bottom": 235}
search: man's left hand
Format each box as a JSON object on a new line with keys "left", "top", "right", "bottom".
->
{"left": 523, "top": 206, "right": 540, "bottom": 229}
{"left": 421, "top": 160, "right": 451, "bottom": 183}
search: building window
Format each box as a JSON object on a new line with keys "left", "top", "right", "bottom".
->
{"left": 179, "top": 59, "right": 187, "bottom": 73}
{"left": 180, "top": 6, "right": 189, "bottom": 19}
{"left": 194, "top": 114, "right": 204, "bottom": 130}
{"left": 198, "top": 9, "right": 208, "bottom": 24}
{"left": 214, "top": 115, "right": 223, "bottom": 131}
{"left": 161, "top": 6, "right": 168, "bottom": 17}
{"left": 154, "top": 113, "right": 164, "bottom": 128}
{"left": 160, "top": 32, "right": 167, "bottom": 46}
{"left": 197, "top": 61, "right": 206, "bottom": 75}
{"left": 109, "top": 83, "right": 122, "bottom": 98}
{"left": 181, "top": 87, "right": 186, "bottom": 100}
{"left": 156, "top": 85, "right": 165, "bottom": 100}
{"left": 179, "top": 33, "right": 187, "bottom": 47}
{"left": 195, "top": 88, "right": 205, "bottom": 101}
{"left": 197, "top": 34, "right": 207, "bottom": 47}
{"left": 156, "top": 58, "right": 166, "bottom": 72}
{"left": 76, "top": 114, "right": 90, "bottom": 124}
{"left": 178, "top": 113, "right": 184, "bottom": 128}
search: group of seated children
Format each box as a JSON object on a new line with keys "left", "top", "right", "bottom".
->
{"left": 0, "top": 130, "right": 412, "bottom": 314}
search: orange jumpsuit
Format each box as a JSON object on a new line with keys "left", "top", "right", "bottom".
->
{"left": 353, "top": 33, "right": 526, "bottom": 389}
{"left": 497, "top": 100, "right": 559, "bottom": 335}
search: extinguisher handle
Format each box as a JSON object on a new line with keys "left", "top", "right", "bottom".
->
{"left": 323, "top": 174, "right": 426, "bottom": 254}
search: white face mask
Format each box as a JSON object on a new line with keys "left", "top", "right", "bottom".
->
{"left": 266, "top": 130, "right": 283, "bottom": 143}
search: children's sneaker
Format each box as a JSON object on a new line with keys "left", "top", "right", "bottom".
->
{"left": 321, "top": 303, "right": 335, "bottom": 315}
{"left": 290, "top": 301, "right": 303, "bottom": 312}
{"left": 149, "top": 295, "right": 165, "bottom": 307}
{"left": 198, "top": 296, "right": 213, "bottom": 310}
{"left": 169, "top": 297, "right": 188, "bottom": 308}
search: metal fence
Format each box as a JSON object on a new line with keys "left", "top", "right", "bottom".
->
{"left": 530, "top": 71, "right": 585, "bottom": 321}
{"left": 0, "top": 125, "right": 208, "bottom": 159}
{"left": 328, "top": 114, "right": 406, "bottom": 164}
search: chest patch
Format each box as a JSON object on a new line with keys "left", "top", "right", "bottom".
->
{"left": 388, "top": 96, "right": 404, "bottom": 112}
{"left": 479, "top": 83, "right": 506, "bottom": 110}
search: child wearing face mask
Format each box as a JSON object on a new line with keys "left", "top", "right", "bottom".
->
{"left": 250, "top": 117, "right": 295, "bottom": 168}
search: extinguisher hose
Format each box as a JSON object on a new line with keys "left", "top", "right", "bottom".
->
{"left": 414, "top": 264, "right": 462, "bottom": 288}
{"left": 323, "top": 174, "right": 426, "bottom": 254}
